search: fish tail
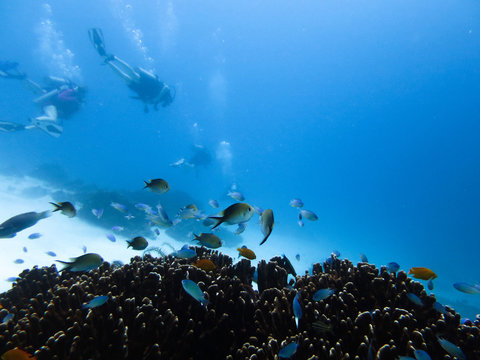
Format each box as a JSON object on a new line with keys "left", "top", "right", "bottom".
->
{"left": 209, "top": 217, "right": 223, "bottom": 229}
{"left": 143, "top": 180, "right": 149, "bottom": 188}
{"left": 56, "top": 260, "right": 71, "bottom": 271}
{"left": 49, "top": 202, "right": 61, "bottom": 212}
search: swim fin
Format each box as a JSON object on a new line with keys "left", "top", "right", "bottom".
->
{"left": 88, "top": 28, "right": 107, "bottom": 57}
{"left": 0, "top": 121, "right": 26, "bottom": 132}
{"left": 27, "top": 119, "right": 63, "bottom": 138}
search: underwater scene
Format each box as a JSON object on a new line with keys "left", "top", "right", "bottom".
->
{"left": 0, "top": 1, "right": 479, "bottom": 359}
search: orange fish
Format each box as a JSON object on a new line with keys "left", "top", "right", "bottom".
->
{"left": 193, "top": 259, "right": 217, "bottom": 271}
{"left": 1, "top": 348, "right": 36, "bottom": 360}
{"left": 237, "top": 246, "right": 256, "bottom": 260}
{"left": 408, "top": 267, "right": 437, "bottom": 280}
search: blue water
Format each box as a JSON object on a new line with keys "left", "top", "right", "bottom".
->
{"left": 1, "top": 1, "right": 479, "bottom": 317}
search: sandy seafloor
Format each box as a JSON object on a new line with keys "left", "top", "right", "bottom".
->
{"left": 0, "top": 173, "right": 479, "bottom": 320}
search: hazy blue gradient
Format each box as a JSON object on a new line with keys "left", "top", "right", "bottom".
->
{"left": 1, "top": 1, "right": 479, "bottom": 316}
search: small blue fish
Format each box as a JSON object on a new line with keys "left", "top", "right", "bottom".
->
{"left": 297, "top": 220, "right": 304, "bottom": 227}
{"left": 6, "top": 277, "right": 19, "bottom": 282}
{"left": 313, "top": 288, "right": 335, "bottom": 301}
{"left": 407, "top": 293, "right": 423, "bottom": 306}
{"left": 22, "top": 246, "right": 27, "bottom": 253}
{"left": 299, "top": 209, "right": 318, "bottom": 221}
{"left": 235, "top": 223, "right": 247, "bottom": 235}
{"left": 82, "top": 245, "right": 87, "bottom": 254}
{"left": 427, "top": 277, "right": 434, "bottom": 291}
{"left": 106, "top": 233, "right": 116, "bottom": 242}
{"left": 209, "top": 199, "right": 219, "bottom": 208}
{"left": 295, "top": 254, "right": 300, "bottom": 261}
{"left": 433, "top": 302, "right": 448, "bottom": 315}
{"left": 332, "top": 250, "right": 340, "bottom": 258}
{"left": 45, "top": 251, "right": 57, "bottom": 257}
{"left": 387, "top": 262, "right": 400, "bottom": 273}
{"left": 82, "top": 295, "right": 109, "bottom": 309}
{"left": 110, "top": 202, "right": 128, "bottom": 213}
{"left": 182, "top": 279, "right": 209, "bottom": 306}
{"left": 125, "top": 214, "right": 135, "bottom": 220}
{"left": 453, "top": 282, "right": 480, "bottom": 294}
{"left": 91, "top": 208, "right": 103, "bottom": 219}
{"left": 28, "top": 233, "right": 42, "bottom": 239}
{"left": 360, "top": 254, "right": 368, "bottom": 262}
{"left": 279, "top": 341, "right": 298, "bottom": 358}
{"left": 289, "top": 198, "right": 304, "bottom": 208}
{"left": 13, "top": 259, "right": 24, "bottom": 264}
{"left": 254, "top": 206, "right": 264, "bottom": 215}
{"left": 1, "top": 313, "right": 14, "bottom": 324}
{"left": 112, "top": 260, "right": 124, "bottom": 268}
{"left": 293, "top": 292, "right": 302, "bottom": 328}
{"left": 135, "top": 203, "right": 152, "bottom": 212}
{"left": 172, "top": 245, "right": 196, "bottom": 259}
{"left": 228, "top": 191, "right": 245, "bottom": 201}
{"left": 437, "top": 337, "right": 466, "bottom": 360}
{"left": 414, "top": 350, "right": 432, "bottom": 360}
{"left": 111, "top": 226, "right": 124, "bottom": 232}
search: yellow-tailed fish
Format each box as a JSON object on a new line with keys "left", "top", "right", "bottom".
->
{"left": 50, "top": 201, "right": 76, "bottom": 217}
{"left": 237, "top": 245, "right": 256, "bottom": 260}
{"left": 143, "top": 178, "right": 170, "bottom": 194}
{"left": 209, "top": 203, "right": 254, "bottom": 229}
{"left": 193, "top": 233, "right": 222, "bottom": 248}
{"left": 259, "top": 209, "right": 274, "bottom": 245}
{"left": 56, "top": 253, "right": 103, "bottom": 272}
{"left": 408, "top": 267, "right": 437, "bottom": 280}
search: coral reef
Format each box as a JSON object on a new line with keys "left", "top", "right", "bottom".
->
{"left": 0, "top": 251, "right": 479, "bottom": 359}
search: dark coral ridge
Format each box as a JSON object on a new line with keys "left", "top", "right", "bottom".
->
{"left": 0, "top": 250, "right": 479, "bottom": 359}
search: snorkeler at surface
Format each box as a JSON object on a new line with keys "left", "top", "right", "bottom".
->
{"left": 0, "top": 65, "right": 86, "bottom": 137}
{"left": 88, "top": 28, "right": 175, "bottom": 113}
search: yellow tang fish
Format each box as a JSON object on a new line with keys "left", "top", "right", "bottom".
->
{"left": 237, "top": 246, "right": 256, "bottom": 260}
{"left": 408, "top": 267, "right": 437, "bottom": 280}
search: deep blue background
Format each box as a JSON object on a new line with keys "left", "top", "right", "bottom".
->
{"left": 1, "top": 0, "right": 479, "bottom": 315}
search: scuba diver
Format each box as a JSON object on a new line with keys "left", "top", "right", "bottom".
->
{"left": 0, "top": 70, "right": 86, "bottom": 137}
{"left": 0, "top": 61, "right": 26, "bottom": 80}
{"left": 88, "top": 28, "right": 175, "bottom": 113}
{"left": 170, "top": 145, "right": 212, "bottom": 169}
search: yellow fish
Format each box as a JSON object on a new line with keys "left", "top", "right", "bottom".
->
{"left": 237, "top": 246, "right": 256, "bottom": 260}
{"left": 408, "top": 267, "right": 437, "bottom": 280}
{"left": 210, "top": 203, "right": 254, "bottom": 229}
{"left": 193, "top": 259, "right": 217, "bottom": 271}
{"left": 143, "top": 178, "right": 170, "bottom": 194}
{"left": 1, "top": 348, "right": 36, "bottom": 360}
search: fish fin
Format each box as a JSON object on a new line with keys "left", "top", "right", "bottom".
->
{"left": 143, "top": 180, "right": 149, "bottom": 188}
{"left": 55, "top": 260, "right": 71, "bottom": 271}
{"left": 209, "top": 217, "right": 224, "bottom": 229}
{"left": 49, "top": 202, "right": 61, "bottom": 211}
{"left": 259, "top": 233, "right": 270, "bottom": 245}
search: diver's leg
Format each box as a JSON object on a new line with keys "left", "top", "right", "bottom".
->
{"left": 106, "top": 56, "right": 140, "bottom": 83}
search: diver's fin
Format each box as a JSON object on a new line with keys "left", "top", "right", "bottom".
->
{"left": 0, "top": 121, "right": 26, "bottom": 132}
{"left": 28, "top": 119, "right": 63, "bottom": 138}
{"left": 88, "top": 28, "right": 107, "bottom": 57}
{"left": 44, "top": 105, "right": 58, "bottom": 121}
